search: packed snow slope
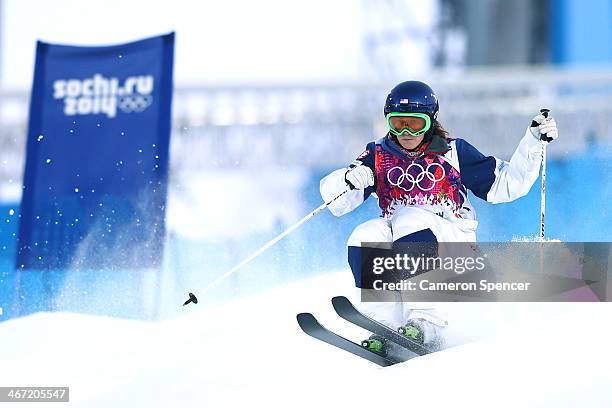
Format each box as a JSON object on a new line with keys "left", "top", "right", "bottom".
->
{"left": 1, "top": 271, "right": 611, "bottom": 408}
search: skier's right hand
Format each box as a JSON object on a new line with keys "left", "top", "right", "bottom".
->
{"left": 345, "top": 165, "right": 375, "bottom": 190}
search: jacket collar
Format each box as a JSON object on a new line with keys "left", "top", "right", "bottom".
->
{"left": 424, "top": 134, "right": 450, "bottom": 154}
{"left": 382, "top": 133, "right": 450, "bottom": 158}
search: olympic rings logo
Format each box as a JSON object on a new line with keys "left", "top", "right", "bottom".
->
{"left": 386, "top": 162, "right": 445, "bottom": 192}
{"left": 117, "top": 94, "right": 153, "bottom": 113}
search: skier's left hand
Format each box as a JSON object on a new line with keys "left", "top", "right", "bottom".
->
{"left": 530, "top": 113, "right": 558, "bottom": 143}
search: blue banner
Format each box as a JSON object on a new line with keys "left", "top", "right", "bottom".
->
{"left": 17, "top": 33, "right": 174, "bottom": 270}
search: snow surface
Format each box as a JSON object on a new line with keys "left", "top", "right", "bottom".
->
{"left": 1, "top": 271, "right": 611, "bottom": 408}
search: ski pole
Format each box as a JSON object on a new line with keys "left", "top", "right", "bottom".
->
{"left": 540, "top": 143, "right": 547, "bottom": 241}
{"left": 539, "top": 108, "right": 550, "bottom": 242}
{"left": 199, "top": 188, "right": 352, "bottom": 295}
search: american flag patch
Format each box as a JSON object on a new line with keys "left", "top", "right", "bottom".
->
{"left": 356, "top": 149, "right": 370, "bottom": 160}
{"left": 400, "top": 98, "right": 409, "bottom": 104}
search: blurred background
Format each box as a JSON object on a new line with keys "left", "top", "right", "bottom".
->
{"left": 0, "top": 0, "right": 611, "bottom": 321}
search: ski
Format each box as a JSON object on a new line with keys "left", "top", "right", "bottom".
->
{"left": 296, "top": 312, "right": 399, "bottom": 367}
{"left": 331, "top": 296, "right": 433, "bottom": 356}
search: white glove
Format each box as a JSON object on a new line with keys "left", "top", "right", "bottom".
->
{"left": 345, "top": 165, "right": 375, "bottom": 190}
{"left": 530, "top": 112, "right": 558, "bottom": 143}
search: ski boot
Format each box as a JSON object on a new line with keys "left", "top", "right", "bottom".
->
{"left": 398, "top": 318, "right": 444, "bottom": 351}
{"left": 362, "top": 334, "right": 416, "bottom": 361}
{"left": 361, "top": 334, "right": 387, "bottom": 356}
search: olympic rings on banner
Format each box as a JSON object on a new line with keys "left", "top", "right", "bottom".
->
{"left": 117, "top": 94, "right": 153, "bottom": 113}
{"left": 386, "top": 162, "right": 445, "bottom": 192}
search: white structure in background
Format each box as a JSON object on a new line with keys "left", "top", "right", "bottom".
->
{"left": 0, "top": 67, "right": 611, "bottom": 203}
{"left": 359, "top": 0, "right": 441, "bottom": 78}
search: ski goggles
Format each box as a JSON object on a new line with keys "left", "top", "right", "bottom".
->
{"left": 386, "top": 112, "right": 431, "bottom": 137}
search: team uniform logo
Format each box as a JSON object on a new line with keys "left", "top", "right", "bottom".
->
{"left": 374, "top": 142, "right": 463, "bottom": 218}
{"left": 52, "top": 73, "right": 154, "bottom": 118}
{"left": 386, "top": 162, "right": 446, "bottom": 192}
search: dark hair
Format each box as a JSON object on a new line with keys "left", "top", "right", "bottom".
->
{"left": 432, "top": 119, "right": 449, "bottom": 140}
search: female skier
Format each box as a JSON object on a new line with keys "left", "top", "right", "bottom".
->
{"left": 320, "top": 80, "right": 558, "bottom": 355}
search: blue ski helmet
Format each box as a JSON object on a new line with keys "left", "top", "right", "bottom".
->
{"left": 384, "top": 81, "right": 439, "bottom": 120}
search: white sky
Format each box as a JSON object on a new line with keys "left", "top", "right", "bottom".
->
{"left": 1, "top": 0, "right": 436, "bottom": 88}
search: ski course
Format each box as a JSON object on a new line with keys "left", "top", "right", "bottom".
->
{"left": 0, "top": 271, "right": 610, "bottom": 407}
